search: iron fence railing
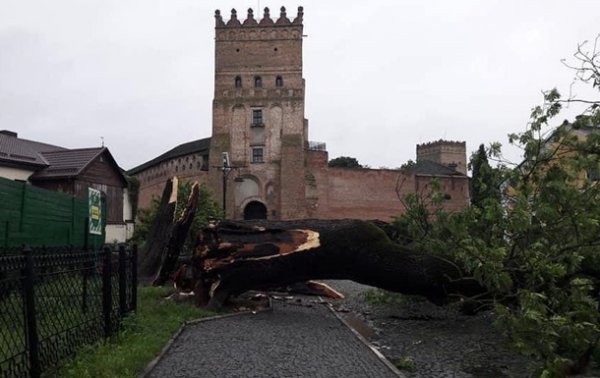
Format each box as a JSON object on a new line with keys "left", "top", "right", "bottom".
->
{"left": 0, "top": 244, "right": 137, "bottom": 378}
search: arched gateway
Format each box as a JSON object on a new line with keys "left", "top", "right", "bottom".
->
{"left": 243, "top": 201, "right": 267, "bottom": 220}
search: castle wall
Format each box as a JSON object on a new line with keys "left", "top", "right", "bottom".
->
{"left": 134, "top": 154, "right": 209, "bottom": 209}
{"left": 306, "top": 150, "right": 470, "bottom": 221}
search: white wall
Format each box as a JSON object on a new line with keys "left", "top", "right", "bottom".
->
{"left": 105, "top": 222, "right": 135, "bottom": 243}
{"left": 0, "top": 166, "right": 34, "bottom": 181}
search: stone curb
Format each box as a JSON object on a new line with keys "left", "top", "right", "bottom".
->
{"left": 138, "top": 297, "right": 273, "bottom": 378}
{"left": 322, "top": 299, "right": 407, "bottom": 378}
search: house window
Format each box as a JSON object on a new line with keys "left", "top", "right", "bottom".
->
{"left": 254, "top": 76, "right": 262, "bottom": 88}
{"left": 235, "top": 76, "right": 242, "bottom": 88}
{"left": 252, "top": 147, "right": 264, "bottom": 163}
{"left": 275, "top": 76, "right": 283, "bottom": 87}
{"left": 252, "top": 109, "right": 263, "bottom": 126}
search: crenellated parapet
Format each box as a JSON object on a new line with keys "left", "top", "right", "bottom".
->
{"left": 417, "top": 140, "right": 466, "bottom": 149}
{"left": 216, "top": 6, "right": 303, "bottom": 28}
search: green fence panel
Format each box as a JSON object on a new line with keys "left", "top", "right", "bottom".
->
{"left": 0, "top": 177, "right": 105, "bottom": 247}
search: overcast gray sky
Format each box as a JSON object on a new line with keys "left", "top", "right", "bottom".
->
{"left": 1, "top": 1, "right": 599, "bottom": 171}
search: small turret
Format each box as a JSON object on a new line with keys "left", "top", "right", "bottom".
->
{"left": 243, "top": 8, "right": 258, "bottom": 26}
{"left": 215, "top": 9, "right": 225, "bottom": 27}
{"left": 276, "top": 6, "right": 291, "bottom": 25}
{"left": 226, "top": 8, "right": 241, "bottom": 26}
{"left": 215, "top": 6, "right": 303, "bottom": 28}
{"left": 260, "top": 7, "right": 274, "bottom": 25}
{"left": 293, "top": 6, "right": 303, "bottom": 24}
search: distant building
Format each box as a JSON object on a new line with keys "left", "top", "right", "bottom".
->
{"left": 129, "top": 7, "right": 470, "bottom": 221}
{"left": 0, "top": 130, "right": 133, "bottom": 242}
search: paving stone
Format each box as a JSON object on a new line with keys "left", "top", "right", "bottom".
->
{"left": 146, "top": 299, "right": 399, "bottom": 378}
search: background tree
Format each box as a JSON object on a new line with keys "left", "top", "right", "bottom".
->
{"left": 328, "top": 156, "right": 362, "bottom": 168}
{"left": 394, "top": 36, "right": 600, "bottom": 377}
{"left": 468, "top": 144, "right": 501, "bottom": 209}
{"left": 131, "top": 181, "right": 222, "bottom": 252}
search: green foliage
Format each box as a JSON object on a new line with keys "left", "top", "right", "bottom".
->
{"left": 394, "top": 39, "right": 600, "bottom": 376}
{"left": 54, "top": 286, "right": 212, "bottom": 378}
{"left": 328, "top": 156, "right": 363, "bottom": 168}
{"left": 130, "top": 182, "right": 222, "bottom": 252}
{"left": 469, "top": 144, "right": 501, "bottom": 209}
{"left": 399, "top": 159, "right": 416, "bottom": 170}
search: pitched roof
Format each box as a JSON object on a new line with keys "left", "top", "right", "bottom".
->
{"left": 0, "top": 130, "right": 66, "bottom": 168}
{"left": 127, "top": 137, "right": 211, "bottom": 175}
{"left": 29, "top": 147, "right": 128, "bottom": 186}
{"left": 409, "top": 160, "right": 466, "bottom": 176}
{"left": 30, "top": 147, "right": 106, "bottom": 180}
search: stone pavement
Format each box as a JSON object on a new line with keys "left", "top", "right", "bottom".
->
{"left": 144, "top": 298, "right": 402, "bottom": 378}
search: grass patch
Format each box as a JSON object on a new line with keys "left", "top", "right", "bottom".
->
{"left": 362, "top": 289, "right": 426, "bottom": 305}
{"left": 393, "top": 356, "right": 417, "bottom": 372}
{"left": 53, "top": 286, "right": 212, "bottom": 378}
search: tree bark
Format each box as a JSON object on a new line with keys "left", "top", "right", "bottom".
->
{"left": 138, "top": 177, "right": 178, "bottom": 278}
{"left": 173, "top": 219, "right": 486, "bottom": 309}
{"left": 152, "top": 182, "right": 200, "bottom": 286}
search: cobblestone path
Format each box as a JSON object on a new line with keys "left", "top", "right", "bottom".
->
{"left": 145, "top": 298, "right": 401, "bottom": 378}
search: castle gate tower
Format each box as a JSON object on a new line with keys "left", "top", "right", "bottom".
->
{"left": 209, "top": 7, "right": 308, "bottom": 220}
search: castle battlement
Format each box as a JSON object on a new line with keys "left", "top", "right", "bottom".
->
{"left": 215, "top": 7, "right": 303, "bottom": 28}
{"left": 416, "top": 140, "right": 466, "bottom": 149}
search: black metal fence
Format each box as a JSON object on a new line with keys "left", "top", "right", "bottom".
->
{"left": 0, "top": 244, "right": 137, "bottom": 378}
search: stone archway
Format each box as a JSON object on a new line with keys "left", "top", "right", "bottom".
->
{"left": 243, "top": 201, "right": 267, "bottom": 220}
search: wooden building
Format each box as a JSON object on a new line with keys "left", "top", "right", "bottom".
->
{"left": 0, "top": 130, "right": 132, "bottom": 242}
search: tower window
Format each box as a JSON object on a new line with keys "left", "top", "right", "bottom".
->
{"left": 235, "top": 76, "right": 242, "bottom": 88}
{"left": 252, "top": 109, "right": 263, "bottom": 126}
{"left": 254, "top": 76, "right": 262, "bottom": 88}
{"left": 275, "top": 76, "right": 283, "bottom": 87}
{"left": 252, "top": 147, "right": 264, "bottom": 163}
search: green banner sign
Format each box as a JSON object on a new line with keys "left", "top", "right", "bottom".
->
{"left": 88, "top": 187, "right": 102, "bottom": 235}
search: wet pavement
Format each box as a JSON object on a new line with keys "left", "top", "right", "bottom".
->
{"left": 324, "top": 280, "right": 535, "bottom": 378}
{"left": 144, "top": 296, "right": 401, "bottom": 378}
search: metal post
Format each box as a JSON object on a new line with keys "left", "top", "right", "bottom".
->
{"left": 222, "top": 170, "right": 227, "bottom": 216}
{"left": 118, "top": 245, "right": 127, "bottom": 316}
{"left": 23, "top": 246, "right": 40, "bottom": 378}
{"left": 131, "top": 244, "right": 138, "bottom": 312}
{"left": 102, "top": 246, "right": 112, "bottom": 338}
{"left": 81, "top": 261, "right": 88, "bottom": 313}
{"left": 83, "top": 217, "right": 89, "bottom": 251}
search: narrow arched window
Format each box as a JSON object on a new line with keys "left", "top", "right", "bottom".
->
{"left": 275, "top": 76, "right": 283, "bottom": 87}
{"left": 254, "top": 76, "right": 262, "bottom": 88}
{"left": 235, "top": 76, "right": 242, "bottom": 88}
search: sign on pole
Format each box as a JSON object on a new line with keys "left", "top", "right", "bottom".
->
{"left": 88, "top": 187, "right": 102, "bottom": 235}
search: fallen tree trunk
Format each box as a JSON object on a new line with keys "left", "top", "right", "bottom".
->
{"left": 168, "top": 219, "right": 487, "bottom": 309}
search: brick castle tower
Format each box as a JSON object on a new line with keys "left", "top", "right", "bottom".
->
{"left": 416, "top": 140, "right": 467, "bottom": 175}
{"left": 208, "top": 7, "right": 308, "bottom": 220}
